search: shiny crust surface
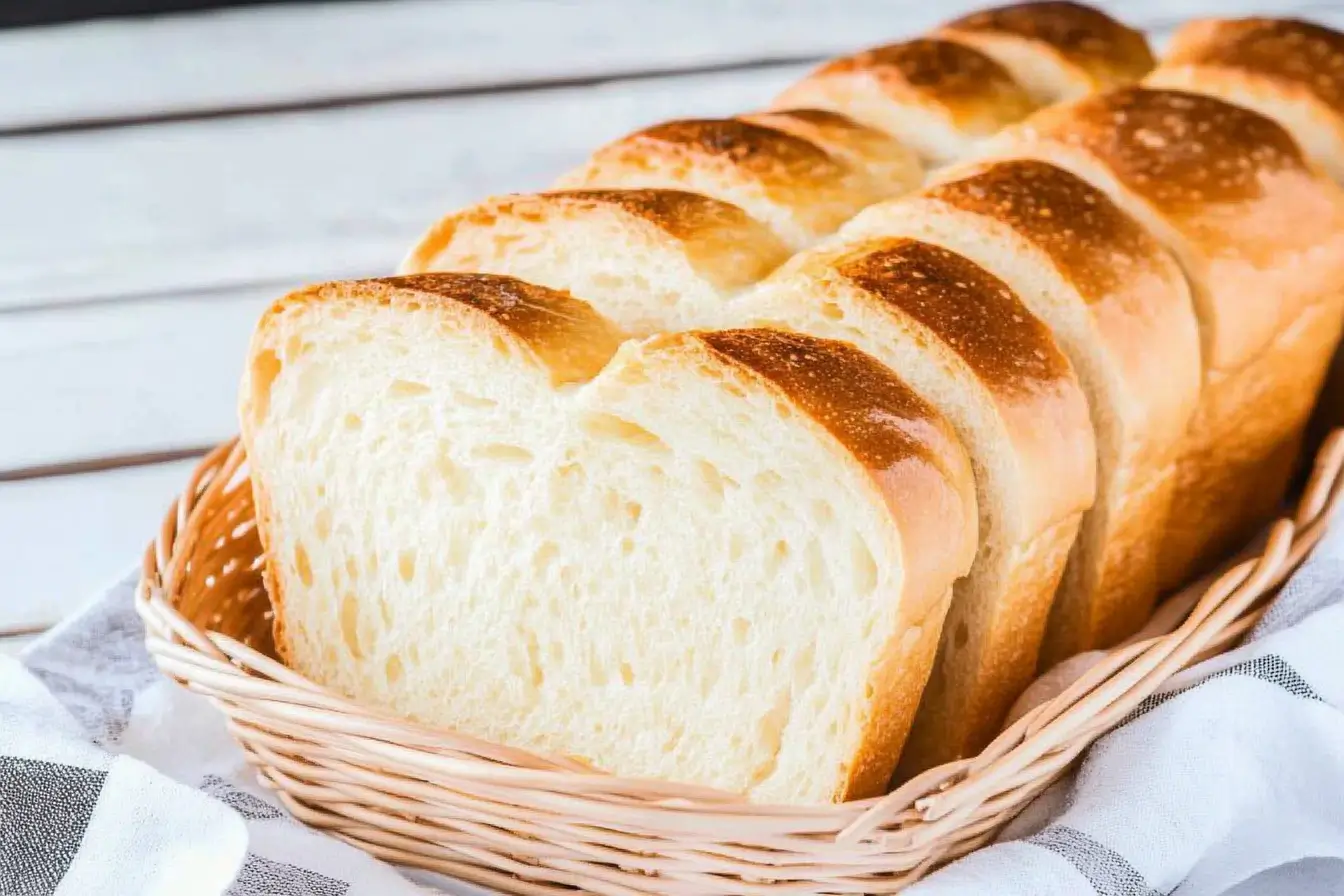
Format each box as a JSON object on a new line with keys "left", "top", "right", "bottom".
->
{"left": 698, "top": 328, "right": 963, "bottom": 476}
{"left": 806, "top": 38, "right": 1037, "bottom": 124}
{"left": 925, "top": 159, "right": 1172, "bottom": 306}
{"left": 368, "top": 274, "right": 625, "bottom": 385}
{"left": 1021, "top": 88, "right": 1306, "bottom": 219}
{"left": 940, "top": 1, "right": 1154, "bottom": 82}
{"left": 1165, "top": 18, "right": 1344, "bottom": 118}
{"left": 834, "top": 239, "right": 1073, "bottom": 399}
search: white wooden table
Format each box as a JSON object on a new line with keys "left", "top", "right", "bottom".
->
{"left": 0, "top": 0, "right": 1329, "bottom": 656}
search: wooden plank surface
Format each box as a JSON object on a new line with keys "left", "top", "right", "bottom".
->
{"left": 0, "top": 64, "right": 806, "bottom": 311}
{"left": 0, "top": 0, "right": 1154, "bottom": 132}
{"left": 0, "top": 287, "right": 266, "bottom": 471}
{"left": 13, "top": 0, "right": 1341, "bottom": 134}
{"left": 0, "top": 458, "right": 200, "bottom": 632}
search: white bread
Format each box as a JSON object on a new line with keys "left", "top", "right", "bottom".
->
{"left": 400, "top": 189, "right": 1095, "bottom": 773}
{"left": 982, "top": 87, "right": 1344, "bottom": 590}
{"left": 771, "top": 38, "right": 1039, "bottom": 165}
{"left": 839, "top": 159, "right": 1202, "bottom": 666}
{"left": 399, "top": 189, "right": 791, "bottom": 333}
{"left": 553, "top": 117, "right": 897, "bottom": 249}
{"left": 936, "top": 1, "right": 1155, "bottom": 103}
{"left": 736, "top": 238, "right": 1096, "bottom": 773}
{"left": 1146, "top": 18, "right": 1344, "bottom": 472}
{"left": 240, "top": 273, "right": 979, "bottom": 805}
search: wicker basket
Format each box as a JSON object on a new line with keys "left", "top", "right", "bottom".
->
{"left": 136, "top": 430, "right": 1344, "bottom": 895}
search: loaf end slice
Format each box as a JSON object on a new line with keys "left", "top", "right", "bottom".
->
{"left": 239, "top": 273, "right": 978, "bottom": 804}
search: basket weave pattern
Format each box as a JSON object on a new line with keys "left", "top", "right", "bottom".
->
{"left": 136, "top": 431, "right": 1344, "bottom": 895}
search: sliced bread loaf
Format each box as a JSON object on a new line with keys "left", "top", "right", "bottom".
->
{"left": 838, "top": 158, "right": 1201, "bottom": 663}
{"left": 983, "top": 86, "right": 1344, "bottom": 591}
{"left": 400, "top": 193, "right": 1096, "bottom": 771}
{"left": 935, "top": 1, "right": 1154, "bottom": 103}
{"left": 239, "top": 273, "right": 978, "bottom": 804}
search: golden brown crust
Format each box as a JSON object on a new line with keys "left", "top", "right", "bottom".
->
{"left": 568, "top": 118, "right": 847, "bottom": 191}
{"left": 694, "top": 327, "right": 978, "bottom": 800}
{"left": 698, "top": 328, "right": 965, "bottom": 479}
{"left": 926, "top": 159, "right": 1164, "bottom": 308}
{"left": 835, "top": 239, "right": 1073, "bottom": 400}
{"left": 400, "top": 190, "right": 791, "bottom": 294}
{"left": 373, "top": 274, "right": 626, "bottom": 385}
{"left": 1003, "top": 87, "right": 1344, "bottom": 370}
{"left": 939, "top": 1, "right": 1154, "bottom": 87}
{"left": 267, "top": 275, "right": 626, "bottom": 386}
{"left": 805, "top": 38, "right": 1037, "bottom": 129}
{"left": 1164, "top": 18, "right": 1344, "bottom": 119}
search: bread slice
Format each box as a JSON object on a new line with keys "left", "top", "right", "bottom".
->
{"left": 1147, "top": 19, "right": 1344, "bottom": 463}
{"left": 771, "top": 38, "right": 1039, "bottom": 165}
{"left": 983, "top": 87, "right": 1344, "bottom": 590}
{"left": 398, "top": 189, "right": 791, "bottom": 333}
{"left": 1148, "top": 18, "right": 1344, "bottom": 182}
{"left": 839, "top": 159, "right": 1201, "bottom": 665}
{"left": 736, "top": 238, "right": 1096, "bottom": 774}
{"left": 553, "top": 118, "right": 889, "bottom": 249}
{"left": 239, "top": 272, "right": 979, "bottom": 805}
{"left": 935, "top": 1, "right": 1154, "bottom": 103}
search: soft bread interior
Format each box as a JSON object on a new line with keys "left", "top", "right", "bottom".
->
{"left": 242, "top": 283, "right": 969, "bottom": 804}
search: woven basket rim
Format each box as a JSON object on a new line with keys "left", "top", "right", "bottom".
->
{"left": 133, "top": 429, "right": 1344, "bottom": 893}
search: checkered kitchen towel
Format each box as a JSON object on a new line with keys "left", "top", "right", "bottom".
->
{"left": 3, "top": 518, "right": 1343, "bottom": 895}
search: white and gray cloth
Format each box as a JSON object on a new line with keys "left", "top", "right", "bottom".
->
{"left": 3, "top": 520, "right": 1343, "bottom": 896}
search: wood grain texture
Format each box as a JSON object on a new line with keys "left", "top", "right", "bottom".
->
{"left": 0, "top": 64, "right": 808, "bottom": 311}
{"left": 0, "top": 0, "right": 1154, "bottom": 132}
{"left": 0, "top": 286, "right": 270, "bottom": 471}
{"left": 0, "top": 458, "right": 201, "bottom": 632}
